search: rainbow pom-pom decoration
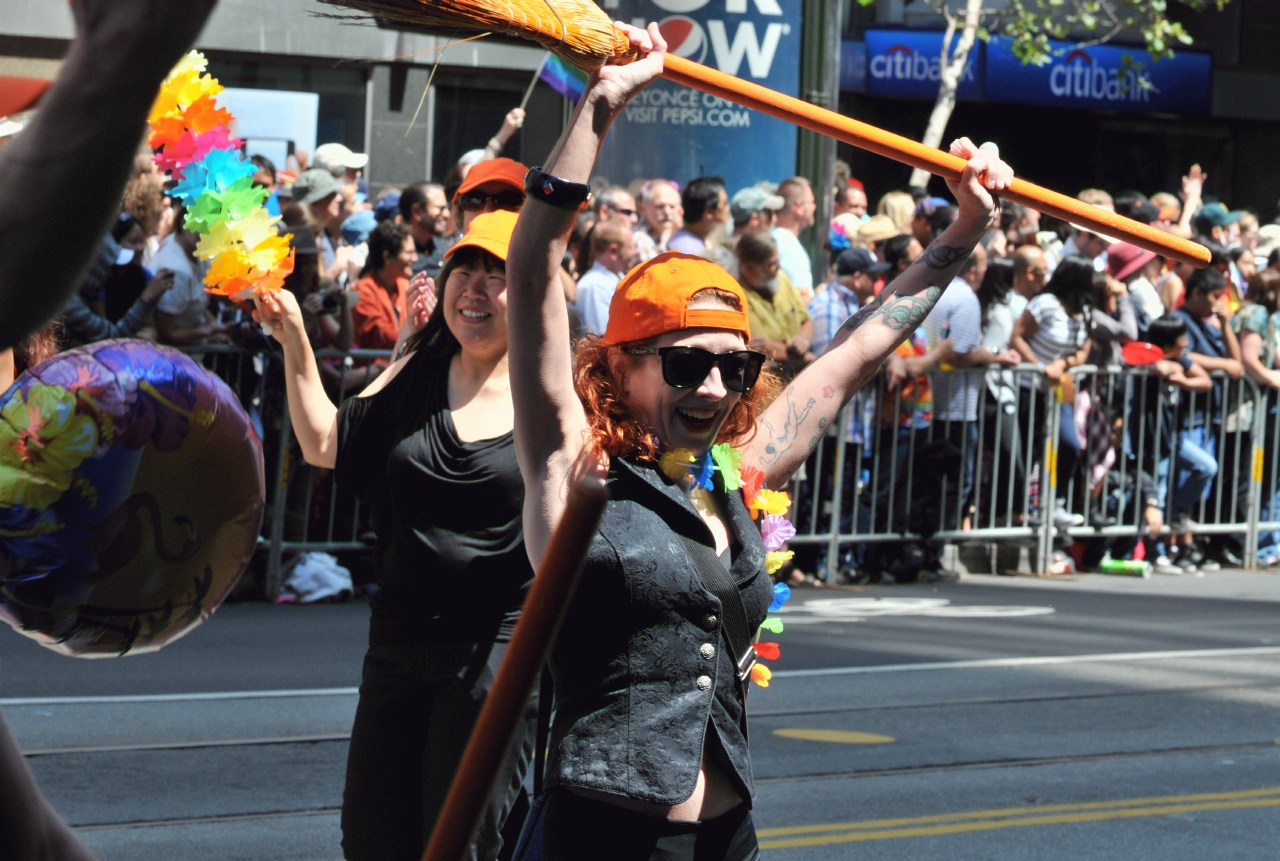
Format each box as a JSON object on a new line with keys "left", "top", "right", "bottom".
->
{"left": 148, "top": 52, "right": 293, "bottom": 298}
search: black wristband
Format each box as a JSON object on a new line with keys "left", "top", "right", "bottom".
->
{"left": 524, "top": 166, "right": 592, "bottom": 212}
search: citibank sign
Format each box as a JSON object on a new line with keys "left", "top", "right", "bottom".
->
{"left": 864, "top": 30, "right": 982, "bottom": 100}
{"left": 1048, "top": 49, "right": 1150, "bottom": 103}
{"left": 985, "top": 35, "right": 1211, "bottom": 116}
{"left": 869, "top": 44, "right": 977, "bottom": 85}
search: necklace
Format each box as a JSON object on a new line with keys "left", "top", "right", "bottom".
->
{"left": 658, "top": 443, "right": 795, "bottom": 687}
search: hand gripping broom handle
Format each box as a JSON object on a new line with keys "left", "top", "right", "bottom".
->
{"left": 661, "top": 54, "right": 1211, "bottom": 268}
{"left": 421, "top": 477, "right": 608, "bottom": 861}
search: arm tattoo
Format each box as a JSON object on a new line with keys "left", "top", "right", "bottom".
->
{"left": 839, "top": 285, "right": 942, "bottom": 335}
{"left": 759, "top": 387, "right": 816, "bottom": 466}
{"left": 837, "top": 237, "right": 971, "bottom": 336}
{"left": 921, "top": 243, "right": 970, "bottom": 270}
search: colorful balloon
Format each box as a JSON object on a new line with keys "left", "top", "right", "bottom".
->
{"left": 0, "top": 340, "right": 264, "bottom": 656}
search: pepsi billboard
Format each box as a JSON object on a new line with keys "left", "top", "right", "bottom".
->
{"left": 864, "top": 29, "right": 981, "bottom": 101}
{"left": 595, "top": 0, "right": 802, "bottom": 193}
{"left": 985, "top": 36, "right": 1211, "bottom": 115}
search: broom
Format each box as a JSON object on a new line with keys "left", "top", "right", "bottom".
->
{"left": 331, "top": 0, "right": 1209, "bottom": 266}
{"left": 326, "top": 0, "right": 1211, "bottom": 266}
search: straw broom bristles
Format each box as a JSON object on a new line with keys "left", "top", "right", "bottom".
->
{"left": 322, "top": 0, "right": 635, "bottom": 71}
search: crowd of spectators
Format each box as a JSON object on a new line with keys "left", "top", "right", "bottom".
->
{"left": 19, "top": 97, "right": 1280, "bottom": 582}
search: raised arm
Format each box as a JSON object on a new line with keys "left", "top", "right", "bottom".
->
{"left": 506, "top": 24, "right": 666, "bottom": 562}
{"left": 0, "top": 0, "right": 217, "bottom": 349}
{"left": 743, "top": 139, "right": 1011, "bottom": 487}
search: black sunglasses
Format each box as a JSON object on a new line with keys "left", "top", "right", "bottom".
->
{"left": 623, "top": 346, "right": 765, "bottom": 393}
{"left": 459, "top": 190, "right": 525, "bottom": 212}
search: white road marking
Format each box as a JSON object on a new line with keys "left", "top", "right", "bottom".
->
{"left": 0, "top": 687, "right": 359, "bottom": 707}
{"left": 775, "top": 597, "right": 1055, "bottom": 624}
{"left": 5, "top": 648, "right": 1278, "bottom": 703}
{"left": 772, "top": 646, "right": 1280, "bottom": 679}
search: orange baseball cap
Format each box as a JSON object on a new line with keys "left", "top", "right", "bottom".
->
{"left": 602, "top": 252, "right": 751, "bottom": 345}
{"left": 443, "top": 209, "right": 518, "bottom": 262}
{"left": 0, "top": 75, "right": 51, "bottom": 118}
{"left": 454, "top": 157, "right": 528, "bottom": 202}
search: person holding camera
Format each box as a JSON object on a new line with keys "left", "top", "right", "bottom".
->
{"left": 352, "top": 220, "right": 430, "bottom": 352}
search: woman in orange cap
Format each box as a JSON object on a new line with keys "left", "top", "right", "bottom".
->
{"left": 504, "top": 23, "right": 1012, "bottom": 860}
{"left": 256, "top": 210, "right": 536, "bottom": 861}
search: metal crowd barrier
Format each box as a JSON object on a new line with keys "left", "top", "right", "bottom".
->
{"left": 788, "top": 363, "right": 1268, "bottom": 578}
{"left": 181, "top": 344, "right": 1276, "bottom": 594}
{"left": 180, "top": 343, "right": 393, "bottom": 596}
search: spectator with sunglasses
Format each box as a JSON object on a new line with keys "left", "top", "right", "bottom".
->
{"left": 505, "top": 22, "right": 1011, "bottom": 858}
{"left": 400, "top": 182, "right": 456, "bottom": 280}
{"left": 594, "top": 186, "right": 640, "bottom": 228}
{"left": 452, "top": 157, "right": 527, "bottom": 232}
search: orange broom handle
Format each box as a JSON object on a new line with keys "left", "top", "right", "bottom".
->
{"left": 421, "top": 477, "right": 608, "bottom": 861}
{"left": 661, "top": 54, "right": 1211, "bottom": 268}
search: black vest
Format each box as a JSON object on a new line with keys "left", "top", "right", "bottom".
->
{"left": 545, "top": 457, "right": 773, "bottom": 805}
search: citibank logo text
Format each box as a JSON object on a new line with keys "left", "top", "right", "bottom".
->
{"left": 1049, "top": 49, "right": 1152, "bottom": 102}
{"left": 869, "top": 44, "right": 977, "bottom": 83}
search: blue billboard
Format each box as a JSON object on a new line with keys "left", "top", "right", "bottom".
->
{"left": 985, "top": 36, "right": 1211, "bottom": 115}
{"left": 595, "top": 0, "right": 802, "bottom": 192}
{"left": 864, "top": 29, "right": 981, "bottom": 102}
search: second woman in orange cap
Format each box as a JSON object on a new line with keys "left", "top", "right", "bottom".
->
{"left": 504, "top": 23, "right": 1013, "bottom": 861}
{"left": 256, "top": 209, "right": 536, "bottom": 861}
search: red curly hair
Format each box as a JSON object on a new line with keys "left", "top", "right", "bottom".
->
{"left": 574, "top": 337, "right": 779, "bottom": 462}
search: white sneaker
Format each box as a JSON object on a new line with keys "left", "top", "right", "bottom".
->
{"left": 1052, "top": 503, "right": 1084, "bottom": 529}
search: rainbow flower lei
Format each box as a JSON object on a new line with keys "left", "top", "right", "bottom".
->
{"left": 148, "top": 52, "right": 292, "bottom": 298}
{"left": 660, "top": 443, "right": 795, "bottom": 688}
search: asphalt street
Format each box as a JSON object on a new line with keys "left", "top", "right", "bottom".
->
{"left": 3, "top": 570, "right": 1279, "bottom": 860}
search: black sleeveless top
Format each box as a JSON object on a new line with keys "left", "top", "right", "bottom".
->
{"left": 545, "top": 457, "right": 772, "bottom": 805}
{"left": 335, "top": 349, "right": 532, "bottom": 644}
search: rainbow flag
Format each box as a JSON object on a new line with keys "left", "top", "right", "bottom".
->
{"left": 539, "top": 54, "right": 588, "bottom": 102}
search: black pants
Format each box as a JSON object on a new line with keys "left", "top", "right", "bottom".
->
{"left": 341, "top": 639, "right": 537, "bottom": 861}
{"left": 540, "top": 790, "right": 759, "bottom": 861}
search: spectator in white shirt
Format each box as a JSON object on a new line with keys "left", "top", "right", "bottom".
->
{"left": 771, "top": 176, "right": 816, "bottom": 302}
{"left": 574, "top": 221, "right": 636, "bottom": 337}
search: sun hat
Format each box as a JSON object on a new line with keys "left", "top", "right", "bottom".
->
{"left": 443, "top": 209, "right": 518, "bottom": 262}
{"left": 454, "top": 157, "right": 529, "bottom": 202}
{"left": 602, "top": 252, "right": 751, "bottom": 345}
{"left": 856, "top": 214, "right": 900, "bottom": 245}
{"left": 1106, "top": 241, "right": 1158, "bottom": 281}
{"left": 291, "top": 169, "right": 342, "bottom": 206}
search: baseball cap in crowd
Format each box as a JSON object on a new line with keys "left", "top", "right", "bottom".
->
{"left": 341, "top": 209, "right": 377, "bottom": 246}
{"left": 373, "top": 190, "right": 402, "bottom": 222}
{"left": 1196, "top": 202, "right": 1244, "bottom": 229}
{"left": 836, "top": 247, "right": 891, "bottom": 277}
{"left": 730, "top": 187, "right": 784, "bottom": 224}
{"left": 313, "top": 143, "right": 369, "bottom": 176}
{"left": 1254, "top": 224, "right": 1280, "bottom": 262}
{"left": 1106, "top": 242, "right": 1157, "bottom": 281}
{"left": 915, "top": 196, "right": 951, "bottom": 217}
{"left": 0, "top": 75, "right": 50, "bottom": 119}
{"left": 444, "top": 209, "right": 519, "bottom": 262}
{"left": 454, "top": 157, "right": 529, "bottom": 203}
{"left": 856, "top": 215, "right": 900, "bottom": 245}
{"left": 291, "top": 169, "right": 342, "bottom": 205}
{"left": 602, "top": 252, "right": 751, "bottom": 345}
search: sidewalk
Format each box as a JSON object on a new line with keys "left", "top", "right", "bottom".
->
{"left": 959, "top": 569, "right": 1280, "bottom": 604}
